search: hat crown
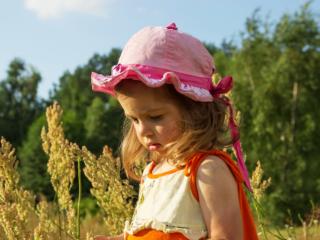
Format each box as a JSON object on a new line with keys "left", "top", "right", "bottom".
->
{"left": 119, "top": 23, "right": 214, "bottom": 78}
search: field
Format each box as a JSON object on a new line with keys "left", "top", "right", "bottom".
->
{"left": 265, "top": 225, "right": 320, "bottom": 240}
{"left": 0, "top": 103, "right": 318, "bottom": 240}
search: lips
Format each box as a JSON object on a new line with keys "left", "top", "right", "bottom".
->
{"left": 147, "top": 143, "right": 161, "bottom": 151}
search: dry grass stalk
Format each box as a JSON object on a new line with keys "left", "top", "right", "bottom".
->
{"left": 33, "top": 201, "right": 58, "bottom": 240}
{"left": 251, "top": 160, "right": 272, "bottom": 202}
{"left": 0, "top": 137, "right": 63, "bottom": 240}
{"left": 85, "top": 231, "right": 94, "bottom": 240}
{"left": 41, "top": 102, "right": 137, "bottom": 236}
{"left": 0, "top": 137, "right": 35, "bottom": 239}
{"left": 250, "top": 160, "right": 272, "bottom": 239}
{"left": 82, "top": 145, "right": 136, "bottom": 235}
{"left": 41, "top": 101, "right": 81, "bottom": 238}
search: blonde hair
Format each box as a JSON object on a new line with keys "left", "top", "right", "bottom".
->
{"left": 117, "top": 80, "right": 234, "bottom": 181}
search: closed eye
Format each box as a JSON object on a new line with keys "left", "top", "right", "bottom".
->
{"left": 149, "top": 115, "right": 163, "bottom": 121}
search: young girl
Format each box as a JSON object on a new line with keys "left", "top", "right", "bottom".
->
{"left": 92, "top": 23, "right": 258, "bottom": 240}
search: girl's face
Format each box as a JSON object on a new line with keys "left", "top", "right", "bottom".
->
{"left": 116, "top": 81, "right": 183, "bottom": 157}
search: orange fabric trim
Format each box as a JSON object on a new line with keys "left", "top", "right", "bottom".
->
{"left": 127, "top": 229, "right": 188, "bottom": 240}
{"left": 187, "top": 150, "right": 243, "bottom": 201}
{"left": 127, "top": 229, "right": 206, "bottom": 240}
{"left": 187, "top": 149, "right": 259, "bottom": 240}
{"left": 148, "top": 161, "right": 181, "bottom": 179}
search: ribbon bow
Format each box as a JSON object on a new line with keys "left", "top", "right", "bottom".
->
{"left": 210, "top": 75, "right": 233, "bottom": 97}
{"left": 211, "top": 76, "right": 252, "bottom": 191}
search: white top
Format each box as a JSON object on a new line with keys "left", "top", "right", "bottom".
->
{"left": 124, "top": 162, "right": 208, "bottom": 240}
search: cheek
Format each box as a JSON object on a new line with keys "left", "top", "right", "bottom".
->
{"left": 159, "top": 120, "right": 182, "bottom": 141}
{"left": 172, "top": 123, "right": 183, "bottom": 139}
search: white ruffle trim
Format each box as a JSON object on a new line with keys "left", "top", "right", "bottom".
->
{"left": 91, "top": 65, "right": 214, "bottom": 102}
{"left": 124, "top": 219, "right": 207, "bottom": 240}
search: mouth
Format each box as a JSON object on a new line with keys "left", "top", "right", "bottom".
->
{"left": 147, "top": 143, "right": 162, "bottom": 151}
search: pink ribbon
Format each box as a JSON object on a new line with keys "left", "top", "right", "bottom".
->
{"left": 211, "top": 76, "right": 252, "bottom": 191}
{"left": 166, "top": 22, "right": 178, "bottom": 30}
{"left": 210, "top": 76, "right": 233, "bottom": 97}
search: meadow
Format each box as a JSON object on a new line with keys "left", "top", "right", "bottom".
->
{"left": 0, "top": 102, "right": 319, "bottom": 240}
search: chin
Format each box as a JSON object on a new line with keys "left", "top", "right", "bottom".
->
{"left": 149, "top": 150, "right": 166, "bottom": 160}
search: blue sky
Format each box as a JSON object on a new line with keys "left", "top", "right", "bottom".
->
{"left": 1, "top": 0, "right": 319, "bottom": 99}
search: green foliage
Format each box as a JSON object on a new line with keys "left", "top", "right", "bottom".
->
{"left": 222, "top": 3, "right": 320, "bottom": 224}
{"left": 18, "top": 113, "right": 54, "bottom": 198}
{"left": 84, "top": 97, "right": 123, "bottom": 153}
{"left": 78, "top": 197, "right": 99, "bottom": 219}
{"left": 0, "top": 58, "right": 43, "bottom": 147}
{"left": 3, "top": 49, "right": 123, "bottom": 200}
{"left": 50, "top": 48, "right": 122, "bottom": 151}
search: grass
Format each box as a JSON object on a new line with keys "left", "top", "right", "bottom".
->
{"left": 263, "top": 224, "right": 320, "bottom": 240}
{"left": 79, "top": 214, "right": 320, "bottom": 240}
{"left": 1, "top": 103, "right": 319, "bottom": 240}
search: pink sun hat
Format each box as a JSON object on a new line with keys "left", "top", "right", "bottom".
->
{"left": 91, "top": 23, "right": 252, "bottom": 191}
{"left": 91, "top": 23, "right": 216, "bottom": 102}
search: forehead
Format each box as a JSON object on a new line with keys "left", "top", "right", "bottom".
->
{"left": 116, "top": 81, "right": 177, "bottom": 114}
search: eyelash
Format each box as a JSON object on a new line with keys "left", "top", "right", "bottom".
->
{"left": 129, "top": 115, "right": 163, "bottom": 123}
{"left": 149, "top": 115, "right": 163, "bottom": 121}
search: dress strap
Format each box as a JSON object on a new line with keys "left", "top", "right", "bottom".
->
{"left": 184, "top": 149, "right": 259, "bottom": 240}
{"left": 185, "top": 149, "right": 243, "bottom": 201}
{"left": 148, "top": 161, "right": 180, "bottom": 179}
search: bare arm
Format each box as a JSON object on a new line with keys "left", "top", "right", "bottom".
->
{"left": 197, "top": 156, "right": 243, "bottom": 240}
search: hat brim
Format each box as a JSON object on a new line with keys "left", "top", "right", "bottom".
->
{"left": 91, "top": 64, "right": 214, "bottom": 102}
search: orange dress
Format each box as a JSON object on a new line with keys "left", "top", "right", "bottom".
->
{"left": 126, "top": 150, "right": 258, "bottom": 240}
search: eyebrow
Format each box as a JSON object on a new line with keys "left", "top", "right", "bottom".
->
{"left": 125, "top": 107, "right": 165, "bottom": 118}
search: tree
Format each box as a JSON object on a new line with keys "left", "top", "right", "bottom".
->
{"left": 0, "top": 58, "right": 43, "bottom": 147}
{"left": 18, "top": 49, "right": 123, "bottom": 198}
{"left": 51, "top": 48, "right": 122, "bottom": 149}
{"left": 84, "top": 97, "right": 123, "bottom": 154}
{"left": 224, "top": 3, "right": 320, "bottom": 223}
{"left": 18, "top": 113, "right": 54, "bottom": 198}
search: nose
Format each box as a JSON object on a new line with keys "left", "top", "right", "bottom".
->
{"left": 136, "top": 120, "right": 153, "bottom": 138}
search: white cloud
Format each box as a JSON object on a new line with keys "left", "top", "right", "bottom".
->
{"left": 24, "top": 0, "right": 111, "bottom": 19}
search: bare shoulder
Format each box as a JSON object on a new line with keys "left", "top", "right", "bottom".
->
{"left": 196, "top": 155, "right": 234, "bottom": 181}
{"left": 196, "top": 155, "right": 243, "bottom": 239}
{"left": 196, "top": 154, "right": 239, "bottom": 198}
{"left": 196, "top": 154, "right": 238, "bottom": 197}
